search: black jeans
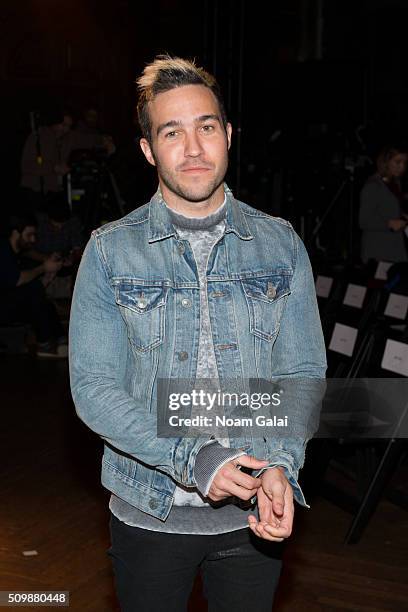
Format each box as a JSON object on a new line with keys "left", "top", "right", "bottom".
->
{"left": 108, "top": 512, "right": 282, "bottom": 612}
{"left": 0, "top": 280, "right": 63, "bottom": 343}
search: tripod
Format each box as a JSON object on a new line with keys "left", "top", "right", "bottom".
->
{"left": 307, "top": 165, "right": 356, "bottom": 263}
{"left": 67, "top": 151, "right": 125, "bottom": 236}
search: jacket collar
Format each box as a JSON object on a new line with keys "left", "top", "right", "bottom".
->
{"left": 148, "top": 183, "right": 253, "bottom": 243}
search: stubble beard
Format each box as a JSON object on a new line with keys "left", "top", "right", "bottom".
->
{"left": 152, "top": 150, "right": 228, "bottom": 204}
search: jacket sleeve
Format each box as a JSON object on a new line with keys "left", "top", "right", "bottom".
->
{"left": 255, "top": 230, "right": 327, "bottom": 507}
{"left": 194, "top": 441, "right": 246, "bottom": 496}
{"left": 69, "top": 233, "right": 211, "bottom": 487}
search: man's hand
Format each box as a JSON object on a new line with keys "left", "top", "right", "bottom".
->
{"left": 207, "top": 455, "right": 268, "bottom": 502}
{"left": 54, "top": 163, "right": 70, "bottom": 176}
{"left": 102, "top": 135, "right": 116, "bottom": 156}
{"left": 50, "top": 252, "right": 62, "bottom": 261}
{"left": 41, "top": 271, "right": 57, "bottom": 287}
{"left": 44, "top": 256, "right": 63, "bottom": 274}
{"left": 248, "top": 467, "right": 294, "bottom": 542}
{"left": 388, "top": 218, "right": 407, "bottom": 231}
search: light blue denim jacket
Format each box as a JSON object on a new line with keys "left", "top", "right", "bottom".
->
{"left": 69, "top": 186, "right": 327, "bottom": 521}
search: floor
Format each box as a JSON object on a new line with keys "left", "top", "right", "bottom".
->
{"left": 1, "top": 355, "right": 407, "bottom": 611}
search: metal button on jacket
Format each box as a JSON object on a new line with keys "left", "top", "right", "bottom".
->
{"left": 181, "top": 298, "right": 192, "bottom": 308}
{"left": 177, "top": 243, "right": 185, "bottom": 254}
{"left": 178, "top": 351, "right": 189, "bottom": 361}
{"left": 137, "top": 297, "right": 147, "bottom": 309}
{"left": 149, "top": 499, "right": 158, "bottom": 510}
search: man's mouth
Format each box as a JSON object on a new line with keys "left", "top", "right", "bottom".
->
{"left": 180, "top": 167, "right": 211, "bottom": 173}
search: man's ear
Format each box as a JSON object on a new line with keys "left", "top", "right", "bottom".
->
{"left": 140, "top": 138, "right": 156, "bottom": 167}
{"left": 226, "top": 123, "right": 232, "bottom": 150}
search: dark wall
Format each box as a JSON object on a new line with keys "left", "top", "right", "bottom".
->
{"left": 3, "top": 0, "right": 408, "bottom": 213}
{"left": 0, "top": 0, "right": 136, "bottom": 201}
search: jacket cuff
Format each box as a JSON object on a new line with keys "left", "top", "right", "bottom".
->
{"left": 194, "top": 441, "right": 246, "bottom": 496}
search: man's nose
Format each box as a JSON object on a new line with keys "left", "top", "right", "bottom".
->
{"left": 184, "top": 131, "right": 203, "bottom": 157}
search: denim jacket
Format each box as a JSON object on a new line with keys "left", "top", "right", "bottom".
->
{"left": 69, "top": 186, "right": 327, "bottom": 520}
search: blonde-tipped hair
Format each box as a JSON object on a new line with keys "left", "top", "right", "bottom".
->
{"left": 136, "top": 54, "right": 227, "bottom": 143}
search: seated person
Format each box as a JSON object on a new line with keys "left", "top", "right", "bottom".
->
{"left": 359, "top": 144, "right": 408, "bottom": 263}
{"left": 0, "top": 211, "right": 67, "bottom": 358}
{"left": 25, "top": 194, "right": 84, "bottom": 274}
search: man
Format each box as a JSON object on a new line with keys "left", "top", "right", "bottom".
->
{"left": 69, "top": 55, "right": 326, "bottom": 611}
{"left": 75, "top": 106, "right": 101, "bottom": 135}
{"left": 26, "top": 195, "right": 84, "bottom": 265}
{"left": 21, "top": 109, "right": 74, "bottom": 195}
{"left": 21, "top": 107, "right": 114, "bottom": 198}
{"left": 0, "top": 211, "right": 67, "bottom": 357}
{"left": 74, "top": 105, "right": 116, "bottom": 155}
{"left": 23, "top": 196, "right": 84, "bottom": 299}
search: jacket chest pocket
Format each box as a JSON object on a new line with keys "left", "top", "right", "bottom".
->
{"left": 241, "top": 275, "right": 291, "bottom": 341}
{"left": 115, "top": 283, "right": 168, "bottom": 352}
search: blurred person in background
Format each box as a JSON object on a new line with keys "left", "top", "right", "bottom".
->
{"left": 21, "top": 105, "right": 115, "bottom": 201}
{"left": 0, "top": 211, "right": 67, "bottom": 358}
{"left": 25, "top": 194, "right": 84, "bottom": 271}
{"left": 75, "top": 106, "right": 101, "bottom": 135}
{"left": 72, "top": 104, "right": 115, "bottom": 156}
{"left": 21, "top": 108, "right": 74, "bottom": 196}
{"left": 359, "top": 144, "right": 408, "bottom": 263}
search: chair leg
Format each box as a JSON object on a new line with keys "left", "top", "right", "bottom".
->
{"left": 344, "top": 439, "right": 406, "bottom": 544}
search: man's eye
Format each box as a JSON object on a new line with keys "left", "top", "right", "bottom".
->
{"left": 165, "top": 131, "right": 178, "bottom": 138}
{"left": 201, "top": 125, "right": 215, "bottom": 132}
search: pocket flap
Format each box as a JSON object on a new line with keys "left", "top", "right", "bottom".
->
{"left": 242, "top": 275, "right": 291, "bottom": 303}
{"left": 115, "top": 283, "right": 167, "bottom": 313}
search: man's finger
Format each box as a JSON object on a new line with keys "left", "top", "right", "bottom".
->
{"left": 263, "top": 521, "right": 292, "bottom": 538}
{"left": 257, "top": 487, "right": 282, "bottom": 528}
{"left": 257, "top": 501, "right": 279, "bottom": 528}
{"left": 220, "top": 482, "right": 260, "bottom": 501}
{"left": 234, "top": 455, "right": 268, "bottom": 470}
{"left": 263, "top": 480, "right": 286, "bottom": 515}
{"left": 248, "top": 516, "right": 284, "bottom": 542}
{"left": 208, "top": 484, "right": 259, "bottom": 502}
{"left": 225, "top": 467, "right": 263, "bottom": 491}
{"left": 209, "top": 474, "right": 260, "bottom": 501}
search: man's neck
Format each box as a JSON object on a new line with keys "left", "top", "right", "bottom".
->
{"left": 165, "top": 196, "right": 226, "bottom": 229}
{"left": 159, "top": 183, "right": 225, "bottom": 218}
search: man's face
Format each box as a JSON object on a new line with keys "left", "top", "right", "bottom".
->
{"left": 49, "top": 219, "right": 65, "bottom": 232}
{"left": 388, "top": 153, "right": 408, "bottom": 179}
{"left": 140, "top": 84, "right": 231, "bottom": 206}
{"left": 54, "top": 115, "right": 73, "bottom": 138}
{"left": 18, "top": 226, "right": 36, "bottom": 250}
{"left": 84, "top": 108, "right": 98, "bottom": 128}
